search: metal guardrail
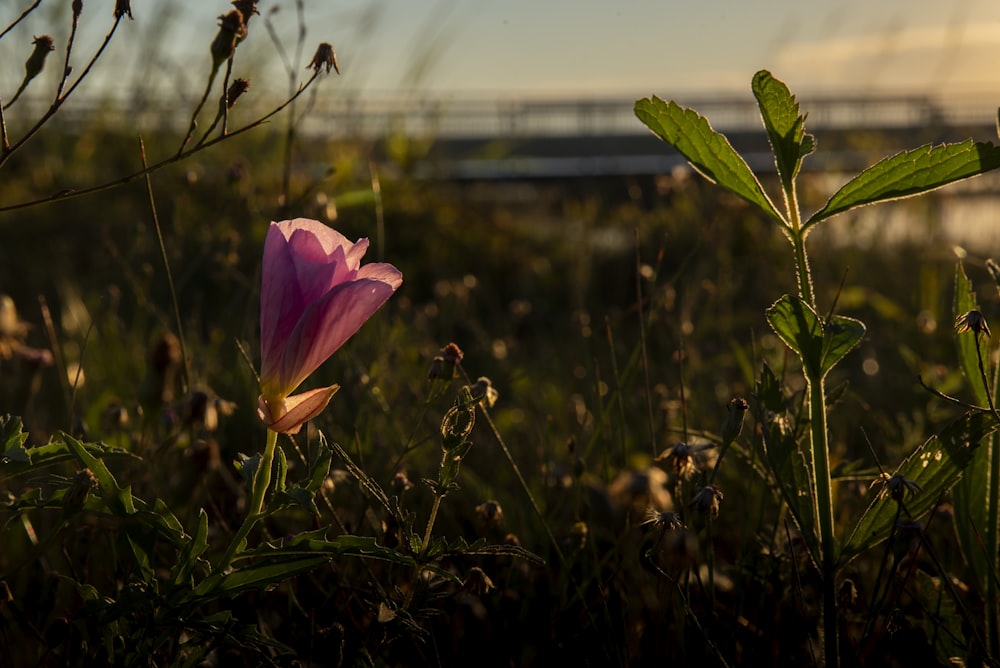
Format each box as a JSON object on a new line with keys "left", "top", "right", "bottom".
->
{"left": 11, "top": 91, "right": 999, "bottom": 140}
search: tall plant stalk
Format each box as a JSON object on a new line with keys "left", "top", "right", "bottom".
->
{"left": 636, "top": 69, "right": 1000, "bottom": 666}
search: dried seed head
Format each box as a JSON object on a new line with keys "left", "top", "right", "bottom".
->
{"left": 226, "top": 78, "right": 250, "bottom": 108}
{"left": 441, "top": 342, "right": 464, "bottom": 365}
{"left": 656, "top": 441, "right": 715, "bottom": 479}
{"left": 113, "top": 0, "right": 133, "bottom": 19}
{"left": 475, "top": 499, "right": 504, "bottom": 526}
{"left": 688, "top": 484, "right": 724, "bottom": 518}
{"left": 873, "top": 472, "right": 922, "bottom": 502}
{"left": 231, "top": 0, "right": 259, "bottom": 23}
{"left": 211, "top": 10, "right": 245, "bottom": 66}
{"left": 25, "top": 35, "right": 55, "bottom": 80}
{"left": 641, "top": 508, "right": 685, "bottom": 531}
{"left": 462, "top": 567, "right": 495, "bottom": 596}
{"left": 391, "top": 470, "right": 413, "bottom": 494}
{"left": 63, "top": 468, "right": 99, "bottom": 514}
{"left": 955, "top": 310, "right": 990, "bottom": 337}
{"left": 72, "top": 0, "right": 83, "bottom": 19}
{"left": 467, "top": 377, "right": 499, "bottom": 408}
{"left": 308, "top": 42, "right": 340, "bottom": 74}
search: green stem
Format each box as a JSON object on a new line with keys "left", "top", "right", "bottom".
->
{"left": 984, "top": 339, "right": 1000, "bottom": 657}
{"left": 789, "top": 188, "right": 837, "bottom": 665}
{"left": 809, "top": 374, "right": 839, "bottom": 667}
{"left": 215, "top": 429, "right": 278, "bottom": 573}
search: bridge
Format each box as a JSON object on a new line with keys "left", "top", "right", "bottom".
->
{"left": 295, "top": 93, "right": 1000, "bottom": 180}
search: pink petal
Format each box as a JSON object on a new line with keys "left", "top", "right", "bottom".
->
{"left": 276, "top": 273, "right": 401, "bottom": 392}
{"left": 257, "top": 385, "right": 340, "bottom": 434}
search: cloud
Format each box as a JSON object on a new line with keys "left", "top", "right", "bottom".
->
{"left": 774, "top": 22, "right": 1000, "bottom": 91}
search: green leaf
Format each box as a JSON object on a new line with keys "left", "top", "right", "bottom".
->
{"left": 953, "top": 262, "right": 990, "bottom": 406}
{"left": 1, "top": 415, "right": 29, "bottom": 463}
{"left": 951, "top": 261, "right": 997, "bottom": 599}
{"left": 806, "top": 140, "right": 1000, "bottom": 228}
{"left": 634, "top": 96, "right": 784, "bottom": 224}
{"left": 239, "top": 533, "right": 417, "bottom": 567}
{"left": 62, "top": 433, "right": 136, "bottom": 516}
{"left": 214, "top": 557, "right": 328, "bottom": 595}
{"left": 840, "top": 410, "right": 998, "bottom": 564}
{"left": 758, "top": 402, "right": 820, "bottom": 566}
{"left": 1, "top": 437, "right": 138, "bottom": 478}
{"left": 751, "top": 70, "right": 814, "bottom": 190}
{"left": 172, "top": 508, "right": 209, "bottom": 586}
{"left": 765, "top": 295, "right": 866, "bottom": 380}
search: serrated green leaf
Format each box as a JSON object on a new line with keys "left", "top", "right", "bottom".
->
{"left": 766, "top": 295, "right": 865, "bottom": 380}
{"left": 840, "top": 410, "right": 998, "bottom": 564}
{"left": 1, "top": 438, "right": 138, "bottom": 478}
{"left": 214, "top": 557, "right": 328, "bottom": 595}
{"left": 1, "top": 415, "right": 29, "bottom": 463}
{"left": 806, "top": 140, "right": 1000, "bottom": 228}
{"left": 634, "top": 96, "right": 784, "bottom": 224}
{"left": 752, "top": 70, "right": 814, "bottom": 190}
{"left": 62, "top": 433, "right": 136, "bottom": 516}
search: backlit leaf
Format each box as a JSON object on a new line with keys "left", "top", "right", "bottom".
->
{"left": 635, "top": 96, "right": 784, "bottom": 223}
{"left": 807, "top": 140, "right": 1000, "bottom": 228}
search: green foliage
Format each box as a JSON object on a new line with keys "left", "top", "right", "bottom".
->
{"left": 807, "top": 141, "right": 1000, "bottom": 228}
{"left": 634, "top": 96, "right": 784, "bottom": 223}
{"left": 766, "top": 294, "right": 866, "bottom": 381}
{"left": 841, "top": 410, "right": 999, "bottom": 563}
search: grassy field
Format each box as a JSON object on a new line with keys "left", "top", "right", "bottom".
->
{"left": 3, "top": 10, "right": 1000, "bottom": 664}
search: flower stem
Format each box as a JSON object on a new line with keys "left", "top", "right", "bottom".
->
{"left": 215, "top": 429, "right": 278, "bottom": 573}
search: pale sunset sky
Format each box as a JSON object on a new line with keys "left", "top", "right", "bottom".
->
{"left": 3, "top": 0, "right": 1000, "bottom": 101}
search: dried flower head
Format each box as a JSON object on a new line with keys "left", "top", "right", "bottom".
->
{"left": 955, "top": 310, "right": 990, "bottom": 337}
{"left": 308, "top": 42, "right": 340, "bottom": 74}
{"left": 688, "top": 484, "right": 724, "bottom": 518}
{"left": 656, "top": 441, "right": 715, "bottom": 479}
{"left": 391, "top": 471, "right": 413, "bottom": 494}
{"left": 641, "top": 508, "right": 685, "bottom": 531}
{"left": 462, "top": 567, "right": 495, "bottom": 596}
{"left": 113, "top": 0, "right": 133, "bottom": 19}
{"left": 211, "top": 10, "right": 245, "bottom": 66}
{"left": 226, "top": 78, "right": 250, "bottom": 108}
{"left": 873, "top": 472, "right": 922, "bottom": 502}
{"left": 476, "top": 499, "right": 504, "bottom": 526}
{"left": 231, "top": 0, "right": 259, "bottom": 22}
{"left": 63, "top": 468, "right": 99, "bottom": 514}
{"left": 467, "top": 377, "right": 499, "bottom": 408}
{"left": 25, "top": 35, "right": 55, "bottom": 79}
{"left": 428, "top": 342, "right": 465, "bottom": 380}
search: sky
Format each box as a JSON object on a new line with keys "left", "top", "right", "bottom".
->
{"left": 3, "top": 0, "right": 1000, "bottom": 103}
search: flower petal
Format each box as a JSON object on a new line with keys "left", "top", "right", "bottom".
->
{"left": 277, "top": 273, "right": 401, "bottom": 392}
{"left": 258, "top": 385, "right": 340, "bottom": 434}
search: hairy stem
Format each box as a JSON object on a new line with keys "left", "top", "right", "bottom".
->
{"left": 215, "top": 429, "right": 279, "bottom": 573}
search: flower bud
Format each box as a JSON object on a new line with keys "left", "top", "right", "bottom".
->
{"left": 721, "top": 397, "right": 748, "bottom": 446}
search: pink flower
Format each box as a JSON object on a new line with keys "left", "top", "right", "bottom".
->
{"left": 257, "top": 218, "right": 402, "bottom": 433}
